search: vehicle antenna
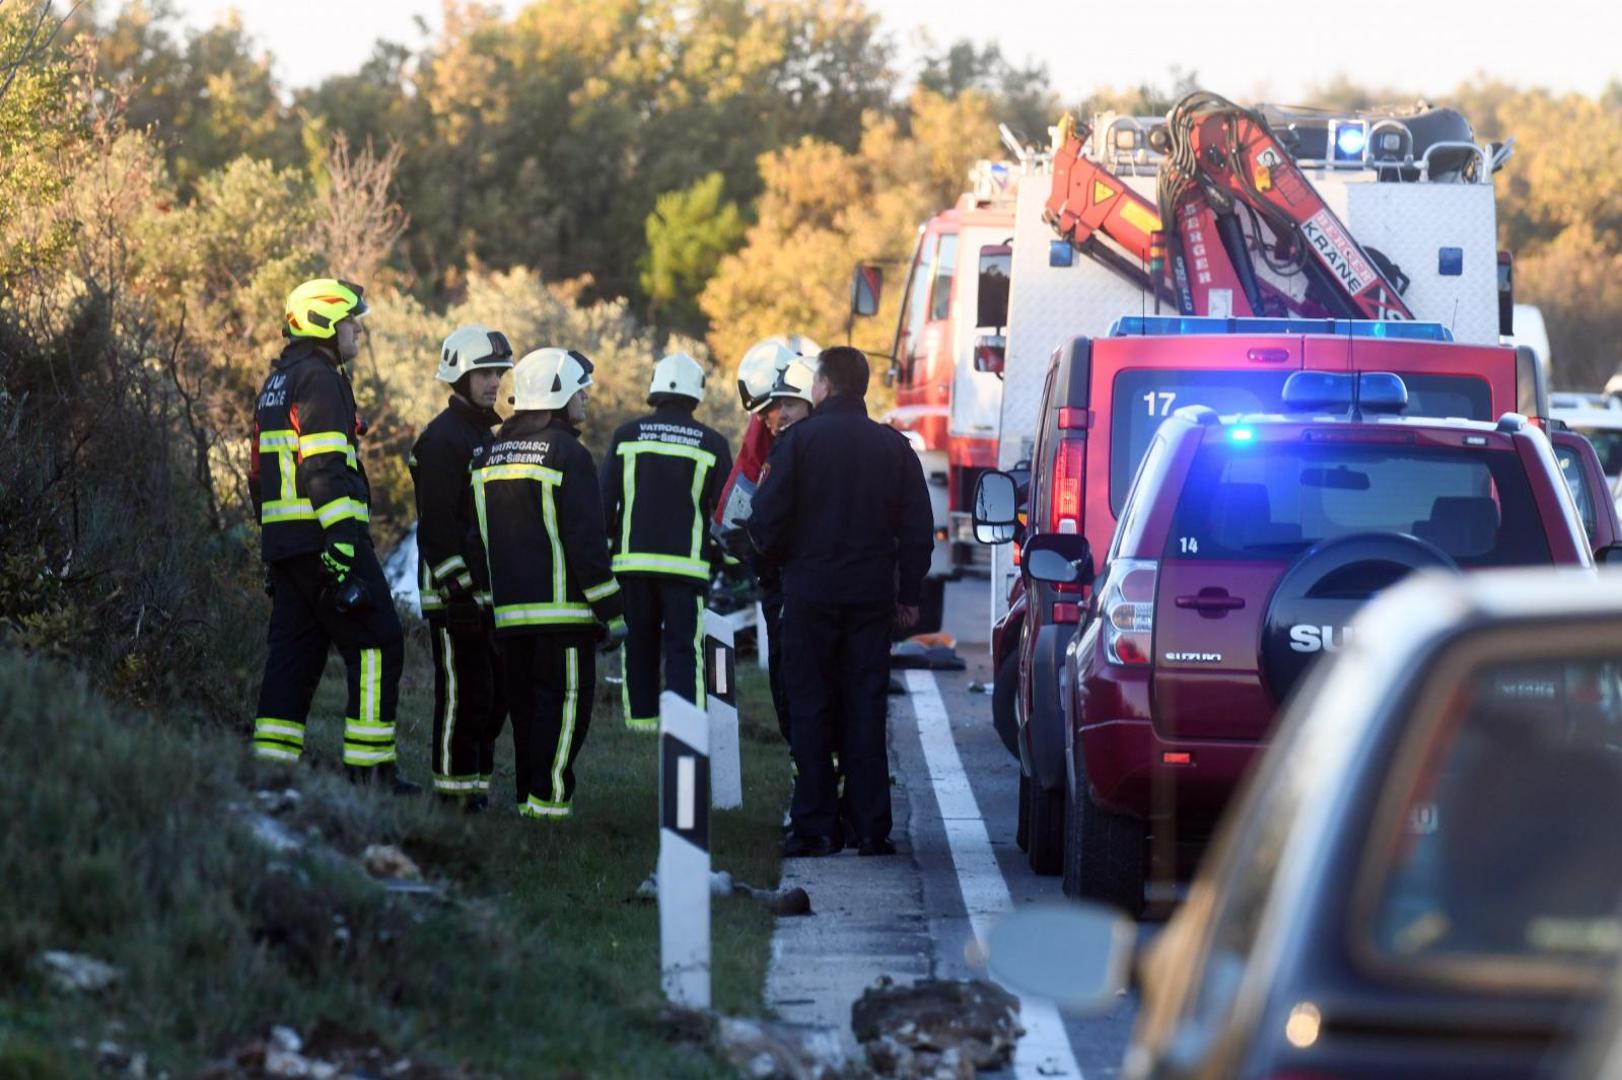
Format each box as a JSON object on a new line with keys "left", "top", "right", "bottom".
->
{"left": 1450, "top": 297, "right": 1460, "bottom": 337}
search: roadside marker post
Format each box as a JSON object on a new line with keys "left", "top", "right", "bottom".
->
{"left": 706, "top": 610, "right": 742, "bottom": 809}
{"left": 658, "top": 689, "right": 711, "bottom": 1008}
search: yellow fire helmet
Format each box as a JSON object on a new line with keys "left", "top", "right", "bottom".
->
{"left": 284, "top": 278, "right": 369, "bottom": 340}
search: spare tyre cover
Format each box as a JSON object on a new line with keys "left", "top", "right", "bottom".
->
{"left": 1261, "top": 531, "right": 1458, "bottom": 702}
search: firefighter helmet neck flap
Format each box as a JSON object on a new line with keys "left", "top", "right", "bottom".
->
{"left": 648, "top": 351, "right": 707, "bottom": 403}
{"left": 513, "top": 347, "right": 595, "bottom": 412}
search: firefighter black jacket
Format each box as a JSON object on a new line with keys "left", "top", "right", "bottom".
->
{"left": 251, "top": 338, "right": 372, "bottom": 563}
{"left": 473, "top": 411, "right": 624, "bottom": 635}
{"left": 748, "top": 394, "right": 934, "bottom": 607}
{"left": 600, "top": 404, "right": 733, "bottom": 583}
{"left": 409, "top": 393, "right": 500, "bottom": 616}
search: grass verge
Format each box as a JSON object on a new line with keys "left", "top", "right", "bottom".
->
{"left": 0, "top": 624, "right": 790, "bottom": 1078}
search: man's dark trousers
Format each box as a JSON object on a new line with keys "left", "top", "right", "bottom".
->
{"left": 254, "top": 544, "right": 403, "bottom": 768}
{"left": 428, "top": 618, "right": 508, "bottom": 798}
{"left": 619, "top": 575, "right": 705, "bottom": 730}
{"left": 782, "top": 598, "right": 893, "bottom": 844}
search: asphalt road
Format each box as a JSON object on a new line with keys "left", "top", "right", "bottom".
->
{"left": 905, "top": 575, "right": 1147, "bottom": 1079}
{"left": 767, "top": 574, "right": 1157, "bottom": 1077}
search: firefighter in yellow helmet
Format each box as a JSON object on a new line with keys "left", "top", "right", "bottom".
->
{"left": 473, "top": 347, "right": 625, "bottom": 818}
{"left": 600, "top": 353, "right": 733, "bottom": 729}
{"left": 249, "top": 278, "right": 419, "bottom": 793}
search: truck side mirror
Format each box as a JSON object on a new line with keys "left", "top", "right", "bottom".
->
{"left": 973, "top": 471, "right": 1019, "bottom": 545}
{"left": 851, "top": 264, "right": 883, "bottom": 318}
{"left": 973, "top": 334, "right": 1007, "bottom": 375}
{"left": 1021, "top": 532, "right": 1095, "bottom": 586}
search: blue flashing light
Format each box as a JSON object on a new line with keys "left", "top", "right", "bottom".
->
{"left": 1108, "top": 316, "right": 1453, "bottom": 342}
{"left": 1229, "top": 426, "right": 1256, "bottom": 443}
{"left": 1049, "top": 240, "right": 1075, "bottom": 268}
{"left": 1333, "top": 121, "right": 1368, "bottom": 162}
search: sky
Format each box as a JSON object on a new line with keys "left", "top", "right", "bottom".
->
{"left": 168, "top": 0, "right": 1622, "bottom": 104}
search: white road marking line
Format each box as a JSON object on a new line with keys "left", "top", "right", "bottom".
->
{"left": 906, "top": 668, "right": 1084, "bottom": 1080}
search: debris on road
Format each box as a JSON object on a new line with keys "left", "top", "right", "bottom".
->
{"left": 200, "top": 1021, "right": 466, "bottom": 1079}
{"left": 653, "top": 1004, "right": 854, "bottom": 1080}
{"left": 851, "top": 977, "right": 1022, "bottom": 1078}
{"left": 361, "top": 844, "right": 422, "bottom": 882}
{"left": 37, "top": 950, "right": 121, "bottom": 993}
{"left": 636, "top": 871, "right": 813, "bottom": 916}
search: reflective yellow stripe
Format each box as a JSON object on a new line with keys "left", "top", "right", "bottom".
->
{"left": 619, "top": 452, "right": 636, "bottom": 556}
{"left": 258, "top": 430, "right": 299, "bottom": 452}
{"left": 298, "top": 431, "right": 351, "bottom": 457}
{"left": 520, "top": 797, "right": 570, "bottom": 818}
{"left": 693, "top": 592, "right": 707, "bottom": 709}
{"left": 438, "top": 628, "right": 456, "bottom": 776}
{"left": 611, "top": 553, "right": 710, "bottom": 580}
{"left": 254, "top": 745, "right": 301, "bottom": 761}
{"left": 583, "top": 578, "right": 620, "bottom": 602}
{"left": 261, "top": 499, "right": 316, "bottom": 522}
{"left": 432, "top": 554, "right": 468, "bottom": 581}
{"left": 550, "top": 648, "right": 578, "bottom": 809}
{"left": 315, "top": 497, "right": 370, "bottom": 528}
{"left": 475, "top": 463, "right": 563, "bottom": 485}
{"left": 616, "top": 440, "right": 717, "bottom": 468}
{"left": 540, "top": 483, "right": 565, "bottom": 603}
{"left": 254, "top": 718, "right": 306, "bottom": 741}
{"left": 434, "top": 775, "right": 481, "bottom": 793}
{"left": 492, "top": 603, "right": 595, "bottom": 628}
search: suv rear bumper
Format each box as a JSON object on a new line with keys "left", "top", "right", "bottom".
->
{"left": 1077, "top": 719, "right": 1261, "bottom": 823}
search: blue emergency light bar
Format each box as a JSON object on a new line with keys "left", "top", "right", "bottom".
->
{"left": 1108, "top": 316, "right": 1454, "bottom": 342}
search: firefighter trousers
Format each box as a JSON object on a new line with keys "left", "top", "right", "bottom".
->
{"left": 253, "top": 547, "right": 404, "bottom": 770}
{"left": 781, "top": 599, "right": 893, "bottom": 844}
{"left": 619, "top": 576, "right": 705, "bottom": 730}
{"left": 427, "top": 617, "right": 508, "bottom": 799}
{"left": 500, "top": 631, "right": 595, "bottom": 819}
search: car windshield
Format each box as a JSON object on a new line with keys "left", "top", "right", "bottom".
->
{"left": 1555, "top": 444, "right": 1597, "bottom": 539}
{"left": 1365, "top": 647, "right": 1622, "bottom": 981}
{"left": 1168, "top": 439, "right": 1553, "bottom": 566}
{"left": 1111, "top": 370, "right": 1493, "bottom": 514}
{"left": 1571, "top": 426, "right": 1622, "bottom": 477}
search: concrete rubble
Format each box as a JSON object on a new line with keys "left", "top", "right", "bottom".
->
{"left": 850, "top": 977, "right": 1023, "bottom": 1079}
{"left": 37, "top": 950, "right": 121, "bottom": 993}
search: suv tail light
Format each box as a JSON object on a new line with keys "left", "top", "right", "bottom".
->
{"left": 1099, "top": 558, "right": 1158, "bottom": 665}
{"left": 1049, "top": 437, "right": 1084, "bottom": 535}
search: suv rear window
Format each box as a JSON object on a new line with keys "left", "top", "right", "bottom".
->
{"left": 1168, "top": 440, "right": 1553, "bottom": 566}
{"left": 1110, "top": 371, "right": 1493, "bottom": 514}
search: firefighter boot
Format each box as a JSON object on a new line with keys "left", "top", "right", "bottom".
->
{"left": 346, "top": 761, "right": 423, "bottom": 796}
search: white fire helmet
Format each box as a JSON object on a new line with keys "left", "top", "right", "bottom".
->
{"left": 768, "top": 359, "right": 816, "bottom": 406}
{"left": 512, "top": 347, "right": 595, "bottom": 411}
{"left": 648, "top": 351, "right": 707, "bottom": 402}
{"left": 736, "top": 335, "right": 820, "bottom": 413}
{"left": 436, "top": 325, "right": 515, "bottom": 384}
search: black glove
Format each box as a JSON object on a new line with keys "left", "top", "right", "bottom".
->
{"left": 445, "top": 597, "right": 483, "bottom": 636}
{"left": 598, "top": 615, "right": 628, "bottom": 654}
{"left": 320, "top": 539, "right": 356, "bottom": 584}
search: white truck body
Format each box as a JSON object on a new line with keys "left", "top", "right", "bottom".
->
{"left": 988, "top": 118, "right": 1506, "bottom": 629}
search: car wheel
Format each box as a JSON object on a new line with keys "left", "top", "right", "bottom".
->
{"left": 992, "top": 651, "right": 1020, "bottom": 760}
{"left": 1064, "top": 771, "right": 1147, "bottom": 917}
{"left": 1027, "top": 778, "right": 1065, "bottom": 876}
{"left": 1016, "top": 772, "right": 1031, "bottom": 852}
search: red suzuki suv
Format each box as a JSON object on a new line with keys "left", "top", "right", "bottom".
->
{"left": 1030, "top": 371, "right": 1604, "bottom": 915}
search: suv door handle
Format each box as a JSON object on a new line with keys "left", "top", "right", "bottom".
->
{"left": 1175, "top": 592, "right": 1245, "bottom": 612}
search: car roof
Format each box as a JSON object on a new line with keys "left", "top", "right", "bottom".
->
{"left": 1176, "top": 406, "right": 1517, "bottom": 438}
{"left": 1552, "top": 407, "right": 1622, "bottom": 431}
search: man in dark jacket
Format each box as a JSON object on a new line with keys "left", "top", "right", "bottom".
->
{"left": 409, "top": 325, "right": 513, "bottom": 809}
{"left": 250, "top": 277, "right": 418, "bottom": 793}
{"left": 749, "top": 346, "right": 933, "bottom": 856}
{"left": 601, "top": 352, "right": 732, "bottom": 730}
{"left": 474, "top": 347, "right": 625, "bottom": 819}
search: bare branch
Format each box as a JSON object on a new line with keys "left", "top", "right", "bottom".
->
{"left": 313, "top": 133, "right": 410, "bottom": 283}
